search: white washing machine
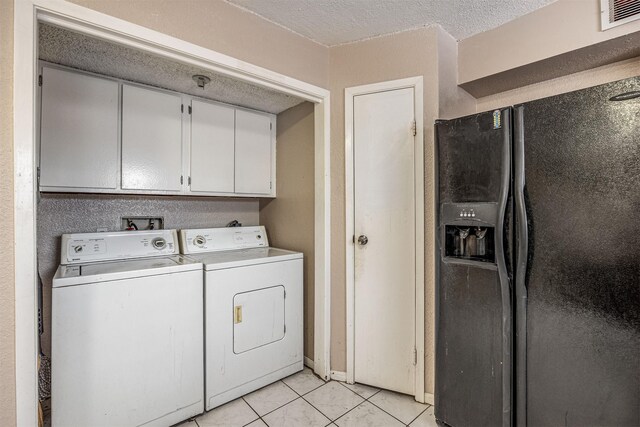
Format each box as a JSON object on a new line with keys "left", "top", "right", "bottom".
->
{"left": 51, "top": 229, "right": 204, "bottom": 427}
{"left": 179, "top": 226, "right": 303, "bottom": 410}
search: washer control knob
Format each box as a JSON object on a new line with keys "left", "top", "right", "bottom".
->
{"left": 152, "top": 237, "right": 166, "bottom": 250}
{"left": 73, "top": 245, "right": 83, "bottom": 253}
{"left": 193, "top": 235, "right": 206, "bottom": 247}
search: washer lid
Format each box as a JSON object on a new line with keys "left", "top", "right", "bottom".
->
{"left": 52, "top": 255, "right": 202, "bottom": 288}
{"left": 185, "top": 247, "right": 302, "bottom": 271}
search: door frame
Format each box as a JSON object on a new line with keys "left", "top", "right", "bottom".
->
{"left": 344, "top": 77, "right": 425, "bottom": 402}
{"left": 14, "top": 1, "right": 332, "bottom": 424}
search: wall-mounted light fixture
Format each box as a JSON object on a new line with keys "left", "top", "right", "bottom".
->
{"left": 192, "top": 74, "right": 211, "bottom": 89}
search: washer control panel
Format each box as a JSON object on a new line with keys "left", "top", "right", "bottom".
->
{"left": 60, "top": 229, "right": 178, "bottom": 265}
{"left": 179, "top": 226, "right": 269, "bottom": 254}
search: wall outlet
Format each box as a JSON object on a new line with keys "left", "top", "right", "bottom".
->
{"left": 121, "top": 216, "right": 164, "bottom": 231}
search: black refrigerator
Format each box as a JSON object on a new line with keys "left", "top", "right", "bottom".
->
{"left": 435, "top": 77, "right": 639, "bottom": 427}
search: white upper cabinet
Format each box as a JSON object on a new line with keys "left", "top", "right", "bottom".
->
{"left": 121, "top": 84, "right": 183, "bottom": 192}
{"left": 235, "top": 109, "right": 274, "bottom": 195}
{"left": 39, "top": 66, "right": 119, "bottom": 190}
{"left": 38, "top": 65, "right": 276, "bottom": 197}
{"left": 190, "top": 100, "right": 235, "bottom": 193}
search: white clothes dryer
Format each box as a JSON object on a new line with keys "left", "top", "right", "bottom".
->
{"left": 51, "top": 229, "right": 204, "bottom": 427}
{"left": 179, "top": 226, "right": 303, "bottom": 410}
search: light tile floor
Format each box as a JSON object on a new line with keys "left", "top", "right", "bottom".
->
{"left": 182, "top": 367, "right": 437, "bottom": 427}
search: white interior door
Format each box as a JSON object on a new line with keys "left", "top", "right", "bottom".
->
{"left": 353, "top": 87, "right": 416, "bottom": 395}
{"left": 121, "top": 84, "right": 183, "bottom": 191}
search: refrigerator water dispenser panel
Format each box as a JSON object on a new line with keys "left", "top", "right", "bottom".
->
{"left": 444, "top": 225, "right": 495, "bottom": 263}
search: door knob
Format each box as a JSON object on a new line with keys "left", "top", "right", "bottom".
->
{"left": 357, "top": 235, "right": 368, "bottom": 246}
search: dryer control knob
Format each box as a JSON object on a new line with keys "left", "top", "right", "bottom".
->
{"left": 194, "top": 235, "right": 206, "bottom": 247}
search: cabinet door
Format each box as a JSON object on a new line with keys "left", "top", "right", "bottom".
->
{"left": 190, "top": 100, "right": 235, "bottom": 193}
{"left": 235, "top": 109, "right": 273, "bottom": 195}
{"left": 40, "top": 67, "right": 119, "bottom": 189}
{"left": 121, "top": 85, "right": 183, "bottom": 191}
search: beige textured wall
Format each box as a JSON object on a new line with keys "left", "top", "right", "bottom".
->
{"left": 329, "top": 26, "right": 451, "bottom": 394}
{"left": 458, "top": 0, "right": 640, "bottom": 85}
{"left": 68, "top": 0, "right": 329, "bottom": 88}
{"left": 260, "top": 102, "right": 316, "bottom": 360}
{"left": 476, "top": 56, "right": 640, "bottom": 112}
{"left": 436, "top": 27, "right": 476, "bottom": 119}
{"left": 0, "top": 0, "right": 16, "bottom": 425}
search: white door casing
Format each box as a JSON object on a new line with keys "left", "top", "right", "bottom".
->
{"left": 15, "top": 2, "right": 332, "bottom": 424}
{"left": 345, "top": 77, "right": 425, "bottom": 401}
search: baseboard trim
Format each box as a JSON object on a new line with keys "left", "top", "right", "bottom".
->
{"left": 304, "top": 357, "right": 314, "bottom": 369}
{"left": 424, "top": 392, "right": 435, "bottom": 405}
{"left": 330, "top": 370, "right": 347, "bottom": 382}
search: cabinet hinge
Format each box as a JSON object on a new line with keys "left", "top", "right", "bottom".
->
{"left": 38, "top": 75, "right": 42, "bottom": 87}
{"left": 284, "top": 324, "right": 286, "bottom": 334}
{"left": 36, "top": 167, "right": 41, "bottom": 184}
{"left": 413, "top": 347, "right": 417, "bottom": 366}
{"left": 284, "top": 290, "right": 286, "bottom": 299}
{"left": 270, "top": 181, "right": 272, "bottom": 190}
{"left": 180, "top": 175, "right": 184, "bottom": 185}
{"left": 188, "top": 105, "right": 192, "bottom": 114}
{"left": 188, "top": 176, "right": 191, "bottom": 185}
{"left": 270, "top": 122, "right": 272, "bottom": 130}
{"left": 181, "top": 104, "right": 184, "bottom": 113}
{"left": 411, "top": 120, "right": 417, "bottom": 137}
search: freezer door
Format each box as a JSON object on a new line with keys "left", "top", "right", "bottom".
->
{"left": 436, "top": 108, "right": 513, "bottom": 427}
{"left": 516, "top": 77, "right": 640, "bottom": 426}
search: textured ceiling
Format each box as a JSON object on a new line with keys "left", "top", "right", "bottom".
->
{"left": 38, "top": 24, "right": 305, "bottom": 114}
{"left": 226, "top": 0, "right": 556, "bottom": 45}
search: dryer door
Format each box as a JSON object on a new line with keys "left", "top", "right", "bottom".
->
{"left": 233, "top": 285, "right": 285, "bottom": 353}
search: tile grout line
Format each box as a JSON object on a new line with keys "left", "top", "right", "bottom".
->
{"left": 328, "top": 383, "right": 381, "bottom": 425}
{"left": 298, "top": 391, "right": 339, "bottom": 424}
{"left": 241, "top": 395, "right": 265, "bottom": 427}
{"left": 282, "top": 374, "right": 328, "bottom": 398}
{"left": 405, "top": 404, "right": 431, "bottom": 426}
{"left": 281, "top": 380, "right": 333, "bottom": 425}
{"left": 242, "top": 371, "right": 330, "bottom": 425}
{"left": 335, "top": 382, "right": 430, "bottom": 426}
{"left": 367, "top": 397, "right": 429, "bottom": 426}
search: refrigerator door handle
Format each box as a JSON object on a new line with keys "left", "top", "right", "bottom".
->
{"left": 495, "top": 108, "right": 513, "bottom": 427}
{"left": 514, "top": 105, "right": 528, "bottom": 427}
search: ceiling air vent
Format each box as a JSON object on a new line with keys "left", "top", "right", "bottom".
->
{"left": 601, "top": 0, "right": 640, "bottom": 30}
